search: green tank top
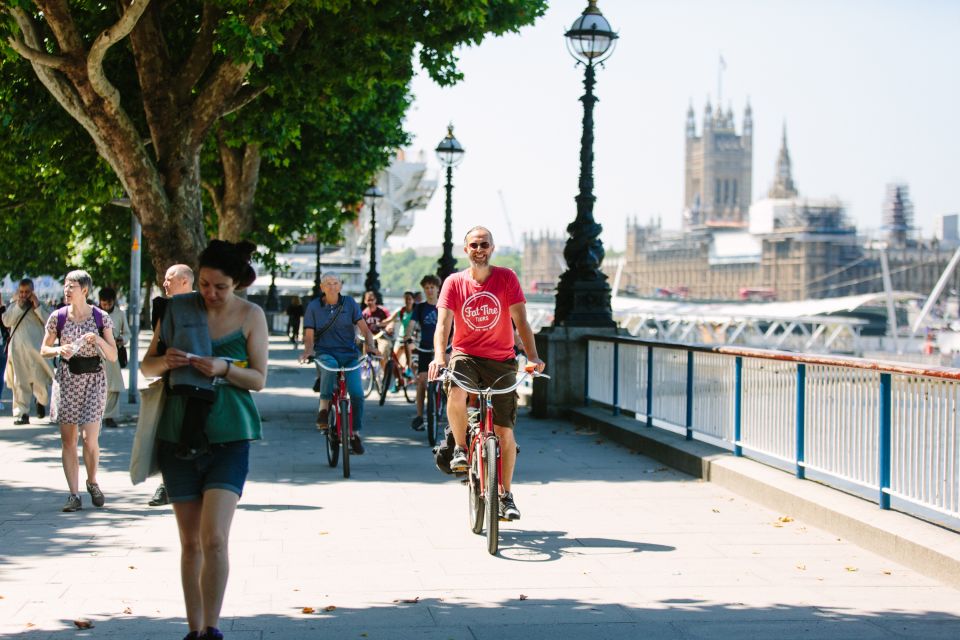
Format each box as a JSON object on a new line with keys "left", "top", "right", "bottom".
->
{"left": 157, "top": 330, "right": 262, "bottom": 444}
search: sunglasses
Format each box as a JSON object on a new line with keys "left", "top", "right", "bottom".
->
{"left": 468, "top": 242, "right": 490, "bottom": 250}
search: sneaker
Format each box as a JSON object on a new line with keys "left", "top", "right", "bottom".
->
{"left": 200, "top": 627, "right": 224, "bottom": 640}
{"left": 404, "top": 367, "right": 413, "bottom": 378}
{"left": 499, "top": 491, "right": 521, "bottom": 521}
{"left": 183, "top": 631, "right": 201, "bottom": 640}
{"left": 86, "top": 481, "right": 105, "bottom": 507}
{"left": 13, "top": 414, "right": 29, "bottom": 425}
{"left": 62, "top": 494, "right": 82, "bottom": 512}
{"left": 316, "top": 409, "right": 329, "bottom": 431}
{"left": 148, "top": 484, "right": 169, "bottom": 506}
{"left": 350, "top": 434, "right": 365, "bottom": 455}
{"left": 410, "top": 415, "right": 425, "bottom": 431}
{"left": 36, "top": 403, "right": 46, "bottom": 419}
{"left": 103, "top": 417, "right": 118, "bottom": 428}
{"left": 450, "top": 446, "right": 468, "bottom": 472}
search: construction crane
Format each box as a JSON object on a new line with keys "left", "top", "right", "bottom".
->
{"left": 497, "top": 189, "right": 517, "bottom": 248}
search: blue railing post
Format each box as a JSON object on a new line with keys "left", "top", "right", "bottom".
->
{"left": 734, "top": 356, "right": 743, "bottom": 457}
{"left": 646, "top": 346, "right": 654, "bottom": 427}
{"left": 796, "top": 364, "right": 806, "bottom": 479}
{"left": 612, "top": 342, "right": 620, "bottom": 416}
{"left": 685, "top": 350, "right": 694, "bottom": 441}
{"left": 584, "top": 340, "right": 590, "bottom": 407}
{"left": 879, "top": 373, "right": 892, "bottom": 509}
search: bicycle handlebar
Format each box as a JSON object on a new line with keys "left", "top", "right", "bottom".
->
{"left": 437, "top": 366, "right": 549, "bottom": 396}
{"left": 305, "top": 354, "right": 371, "bottom": 373}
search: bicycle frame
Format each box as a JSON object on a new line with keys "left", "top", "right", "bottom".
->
{"left": 313, "top": 357, "right": 367, "bottom": 441}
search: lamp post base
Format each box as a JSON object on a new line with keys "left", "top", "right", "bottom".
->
{"left": 553, "top": 275, "right": 615, "bottom": 328}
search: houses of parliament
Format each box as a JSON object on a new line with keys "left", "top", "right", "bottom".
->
{"left": 522, "top": 101, "right": 956, "bottom": 302}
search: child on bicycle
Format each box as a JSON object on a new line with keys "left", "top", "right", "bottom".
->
{"left": 428, "top": 227, "right": 545, "bottom": 521}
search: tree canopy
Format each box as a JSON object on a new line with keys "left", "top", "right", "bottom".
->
{"left": 0, "top": 0, "right": 547, "bottom": 282}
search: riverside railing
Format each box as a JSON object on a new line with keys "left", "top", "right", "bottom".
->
{"left": 585, "top": 335, "right": 960, "bottom": 530}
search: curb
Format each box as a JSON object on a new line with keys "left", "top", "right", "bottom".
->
{"left": 568, "top": 405, "right": 960, "bottom": 590}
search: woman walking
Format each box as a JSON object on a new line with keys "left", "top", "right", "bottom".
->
{"left": 141, "top": 240, "right": 268, "bottom": 640}
{"left": 39, "top": 270, "right": 118, "bottom": 512}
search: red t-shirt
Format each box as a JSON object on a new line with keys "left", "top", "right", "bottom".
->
{"left": 438, "top": 266, "right": 526, "bottom": 362}
{"left": 362, "top": 305, "right": 389, "bottom": 334}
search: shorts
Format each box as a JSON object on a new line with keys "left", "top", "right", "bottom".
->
{"left": 416, "top": 348, "right": 433, "bottom": 375}
{"left": 158, "top": 440, "right": 251, "bottom": 502}
{"left": 375, "top": 334, "right": 393, "bottom": 358}
{"left": 446, "top": 353, "right": 519, "bottom": 428}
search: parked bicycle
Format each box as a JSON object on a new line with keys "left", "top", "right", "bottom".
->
{"left": 308, "top": 355, "right": 369, "bottom": 478}
{"left": 437, "top": 364, "right": 548, "bottom": 555}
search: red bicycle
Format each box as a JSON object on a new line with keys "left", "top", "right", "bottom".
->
{"left": 437, "top": 365, "right": 548, "bottom": 555}
{"left": 310, "top": 356, "right": 368, "bottom": 478}
{"left": 377, "top": 339, "right": 416, "bottom": 406}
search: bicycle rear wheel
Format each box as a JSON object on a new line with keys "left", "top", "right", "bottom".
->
{"left": 401, "top": 373, "right": 414, "bottom": 403}
{"left": 484, "top": 436, "right": 499, "bottom": 555}
{"left": 468, "top": 435, "right": 484, "bottom": 534}
{"left": 325, "top": 404, "right": 339, "bottom": 467}
{"left": 340, "top": 397, "right": 350, "bottom": 479}
{"left": 378, "top": 363, "right": 392, "bottom": 406}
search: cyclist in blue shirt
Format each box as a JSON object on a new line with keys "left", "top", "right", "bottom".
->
{"left": 409, "top": 274, "right": 442, "bottom": 431}
{"left": 298, "top": 273, "right": 378, "bottom": 454}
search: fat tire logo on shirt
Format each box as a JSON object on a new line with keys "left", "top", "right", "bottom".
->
{"left": 461, "top": 292, "right": 501, "bottom": 331}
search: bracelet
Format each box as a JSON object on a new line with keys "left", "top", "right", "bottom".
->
{"left": 224, "top": 359, "right": 232, "bottom": 376}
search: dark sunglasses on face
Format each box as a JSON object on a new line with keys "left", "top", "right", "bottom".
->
{"left": 468, "top": 242, "right": 490, "bottom": 249}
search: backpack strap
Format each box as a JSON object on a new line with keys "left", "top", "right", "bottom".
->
{"left": 56, "top": 306, "right": 106, "bottom": 342}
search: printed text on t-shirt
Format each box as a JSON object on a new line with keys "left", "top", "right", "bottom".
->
{"left": 461, "top": 292, "right": 501, "bottom": 331}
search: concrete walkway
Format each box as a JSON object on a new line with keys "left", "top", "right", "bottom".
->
{"left": 1, "top": 337, "right": 959, "bottom": 639}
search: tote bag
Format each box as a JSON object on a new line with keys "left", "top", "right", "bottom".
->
{"left": 129, "top": 376, "right": 166, "bottom": 484}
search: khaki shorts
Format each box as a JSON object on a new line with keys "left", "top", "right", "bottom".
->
{"left": 375, "top": 334, "right": 393, "bottom": 358}
{"left": 447, "top": 353, "right": 519, "bottom": 429}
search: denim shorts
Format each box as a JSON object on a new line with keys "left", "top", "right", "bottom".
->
{"left": 158, "top": 440, "right": 251, "bottom": 502}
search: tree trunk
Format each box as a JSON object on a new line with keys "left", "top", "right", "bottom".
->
{"left": 216, "top": 138, "right": 262, "bottom": 243}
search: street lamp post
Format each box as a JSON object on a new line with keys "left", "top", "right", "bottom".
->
{"left": 435, "top": 124, "right": 465, "bottom": 282}
{"left": 312, "top": 223, "right": 322, "bottom": 300}
{"left": 364, "top": 185, "right": 385, "bottom": 300}
{"left": 553, "top": 0, "right": 618, "bottom": 327}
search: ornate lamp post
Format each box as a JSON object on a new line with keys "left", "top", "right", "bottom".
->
{"left": 553, "top": 0, "right": 618, "bottom": 327}
{"left": 363, "top": 185, "right": 385, "bottom": 300}
{"left": 435, "top": 124, "right": 465, "bottom": 281}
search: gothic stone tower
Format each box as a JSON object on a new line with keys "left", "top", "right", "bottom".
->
{"left": 684, "top": 101, "right": 753, "bottom": 229}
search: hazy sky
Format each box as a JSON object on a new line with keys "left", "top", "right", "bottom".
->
{"left": 390, "top": 0, "right": 959, "bottom": 253}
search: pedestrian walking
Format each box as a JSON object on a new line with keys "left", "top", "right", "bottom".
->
{"left": 98, "top": 287, "right": 129, "bottom": 428}
{"left": 2, "top": 278, "right": 53, "bottom": 424}
{"left": 141, "top": 240, "right": 268, "bottom": 640}
{"left": 285, "top": 295, "right": 304, "bottom": 345}
{"left": 39, "top": 270, "right": 118, "bottom": 512}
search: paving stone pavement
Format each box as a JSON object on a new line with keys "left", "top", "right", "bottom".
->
{"left": 1, "top": 336, "right": 959, "bottom": 639}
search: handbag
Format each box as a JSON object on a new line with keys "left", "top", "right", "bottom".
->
{"left": 117, "top": 343, "right": 128, "bottom": 368}
{"left": 129, "top": 376, "right": 166, "bottom": 484}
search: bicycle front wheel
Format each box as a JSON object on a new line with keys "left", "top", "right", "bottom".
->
{"left": 378, "top": 363, "right": 392, "bottom": 406}
{"left": 361, "top": 361, "right": 376, "bottom": 397}
{"left": 340, "top": 397, "right": 351, "bottom": 479}
{"left": 325, "top": 405, "right": 339, "bottom": 467}
{"left": 484, "top": 436, "right": 499, "bottom": 555}
{"left": 468, "top": 436, "right": 484, "bottom": 534}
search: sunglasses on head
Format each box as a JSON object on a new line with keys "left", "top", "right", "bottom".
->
{"left": 468, "top": 242, "right": 490, "bottom": 249}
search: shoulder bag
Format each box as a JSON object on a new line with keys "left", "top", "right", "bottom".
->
{"left": 129, "top": 376, "right": 165, "bottom": 484}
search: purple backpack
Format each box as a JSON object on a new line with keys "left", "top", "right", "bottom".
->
{"left": 55, "top": 306, "right": 105, "bottom": 343}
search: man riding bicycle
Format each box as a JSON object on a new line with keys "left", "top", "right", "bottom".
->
{"left": 428, "top": 226, "right": 545, "bottom": 521}
{"left": 299, "top": 273, "right": 378, "bottom": 454}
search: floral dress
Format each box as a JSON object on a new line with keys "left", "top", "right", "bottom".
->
{"left": 46, "top": 310, "right": 114, "bottom": 425}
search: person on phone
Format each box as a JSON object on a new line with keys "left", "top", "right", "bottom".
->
{"left": 97, "top": 287, "right": 129, "bottom": 428}
{"left": 141, "top": 240, "right": 268, "bottom": 640}
{"left": 428, "top": 227, "right": 545, "bottom": 521}
{"left": 2, "top": 278, "right": 54, "bottom": 424}
{"left": 39, "top": 270, "right": 118, "bottom": 512}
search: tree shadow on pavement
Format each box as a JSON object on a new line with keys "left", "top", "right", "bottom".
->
{"left": 5, "top": 596, "right": 960, "bottom": 639}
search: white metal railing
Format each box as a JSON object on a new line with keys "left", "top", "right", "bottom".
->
{"left": 584, "top": 335, "right": 960, "bottom": 530}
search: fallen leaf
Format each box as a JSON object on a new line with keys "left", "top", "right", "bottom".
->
{"left": 318, "top": 531, "right": 329, "bottom": 536}
{"left": 323, "top": 605, "right": 337, "bottom": 612}
{"left": 302, "top": 607, "right": 315, "bottom": 614}
{"left": 393, "top": 597, "right": 420, "bottom": 604}
{"left": 361, "top": 634, "right": 368, "bottom": 638}
{"left": 551, "top": 430, "right": 557, "bottom": 434}
{"left": 711, "top": 508, "right": 720, "bottom": 513}
{"left": 123, "top": 607, "right": 132, "bottom": 614}
{"left": 796, "top": 563, "right": 806, "bottom": 571}
{"left": 882, "top": 570, "right": 892, "bottom": 575}
{"left": 73, "top": 619, "right": 94, "bottom": 629}
{"left": 519, "top": 594, "right": 528, "bottom": 601}
{"left": 772, "top": 523, "right": 783, "bottom": 528}
{"left": 778, "top": 516, "right": 794, "bottom": 523}
{"left": 25, "top": 623, "right": 35, "bottom": 628}
{"left": 128, "top": 565, "right": 136, "bottom": 570}
{"left": 845, "top": 566, "right": 858, "bottom": 573}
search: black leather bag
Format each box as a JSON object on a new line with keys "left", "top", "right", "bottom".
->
{"left": 117, "top": 343, "right": 128, "bottom": 368}
{"left": 68, "top": 355, "right": 103, "bottom": 375}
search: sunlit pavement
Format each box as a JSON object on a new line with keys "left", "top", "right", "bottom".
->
{"left": 1, "top": 336, "right": 959, "bottom": 639}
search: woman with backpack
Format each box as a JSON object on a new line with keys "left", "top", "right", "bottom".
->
{"left": 39, "top": 270, "right": 118, "bottom": 512}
